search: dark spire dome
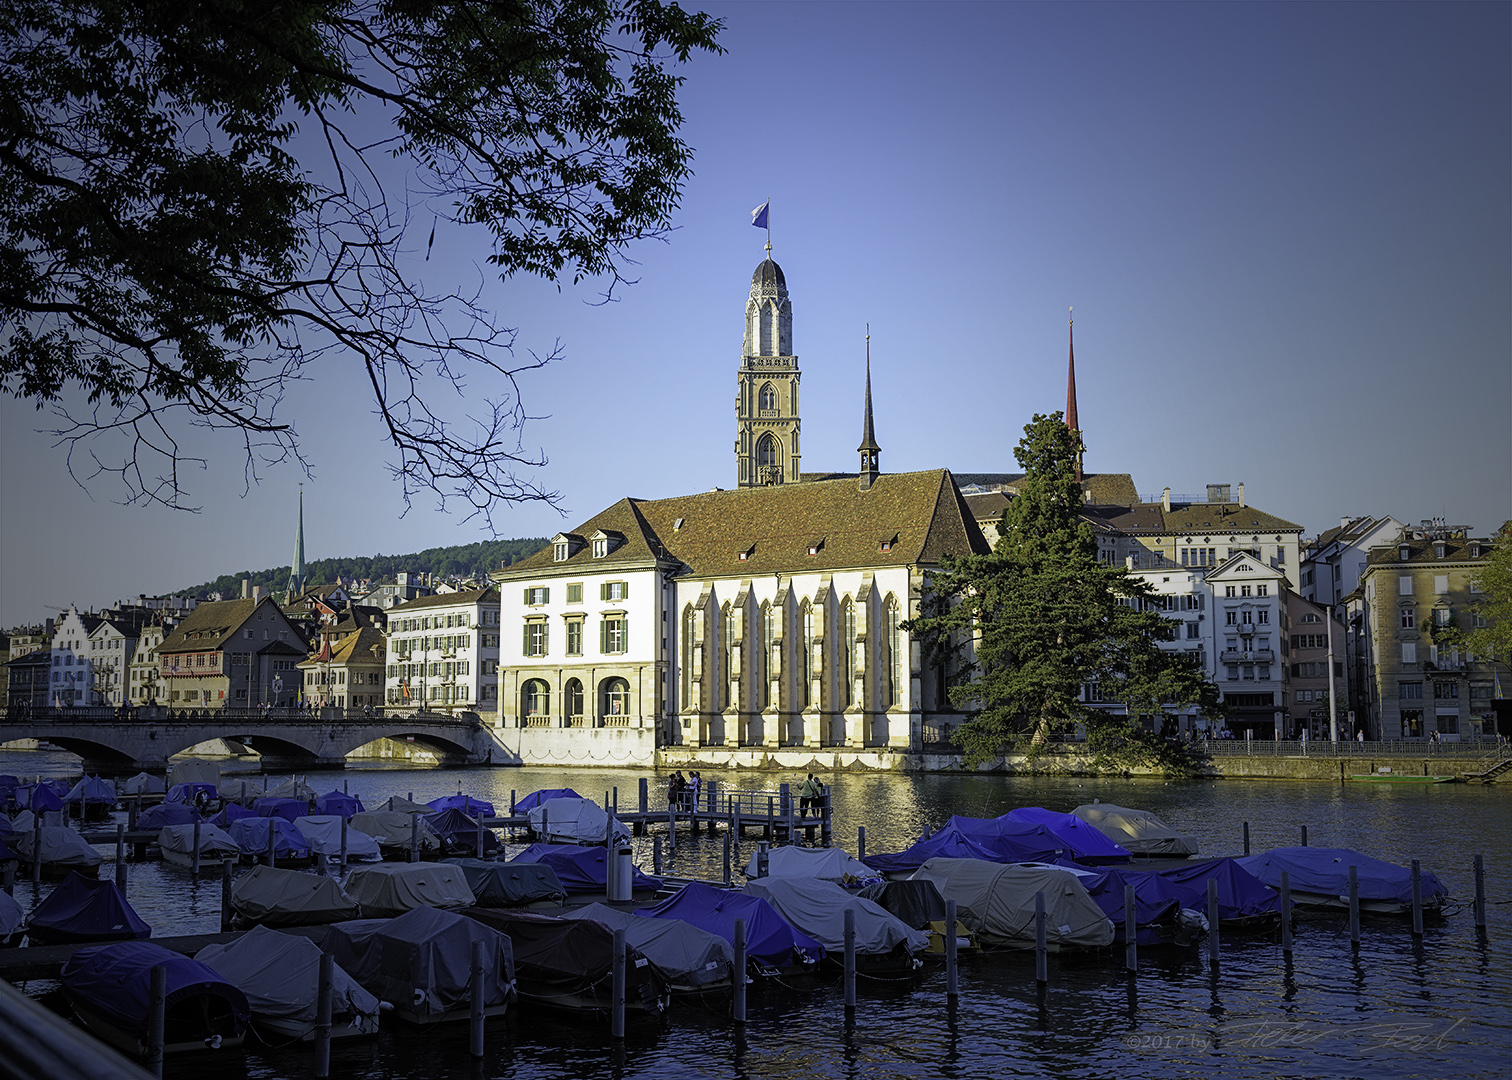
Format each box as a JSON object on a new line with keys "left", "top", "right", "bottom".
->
{"left": 752, "top": 258, "right": 785, "bottom": 289}
{"left": 858, "top": 329, "right": 880, "bottom": 490}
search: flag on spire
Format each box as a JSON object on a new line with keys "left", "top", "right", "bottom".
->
{"left": 750, "top": 201, "right": 769, "bottom": 230}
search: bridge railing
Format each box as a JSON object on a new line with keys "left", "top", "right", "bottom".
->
{"left": 0, "top": 705, "right": 476, "bottom": 727}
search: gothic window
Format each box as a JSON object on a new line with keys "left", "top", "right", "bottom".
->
{"left": 840, "top": 598, "right": 856, "bottom": 708}
{"left": 886, "top": 595, "right": 902, "bottom": 707}
{"left": 758, "top": 602, "right": 772, "bottom": 710}
{"left": 681, "top": 606, "right": 696, "bottom": 710}
{"left": 759, "top": 383, "right": 777, "bottom": 412}
{"left": 800, "top": 601, "right": 814, "bottom": 708}
{"left": 757, "top": 434, "right": 779, "bottom": 469}
{"left": 721, "top": 602, "right": 734, "bottom": 710}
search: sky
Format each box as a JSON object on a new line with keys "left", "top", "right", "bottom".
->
{"left": 2, "top": 1, "right": 1509, "bottom": 628}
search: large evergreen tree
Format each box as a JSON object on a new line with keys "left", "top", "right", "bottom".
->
{"left": 907, "top": 412, "right": 1221, "bottom": 770}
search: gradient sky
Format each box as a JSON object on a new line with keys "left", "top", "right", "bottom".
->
{"left": 2, "top": 1, "right": 1509, "bottom": 628}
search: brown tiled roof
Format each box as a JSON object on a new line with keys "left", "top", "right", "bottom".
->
{"left": 388, "top": 586, "right": 498, "bottom": 612}
{"left": 1161, "top": 502, "right": 1303, "bottom": 535}
{"left": 158, "top": 598, "right": 260, "bottom": 653}
{"left": 1363, "top": 533, "right": 1492, "bottom": 568}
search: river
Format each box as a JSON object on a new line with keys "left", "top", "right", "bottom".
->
{"left": 4, "top": 749, "right": 1510, "bottom": 1080}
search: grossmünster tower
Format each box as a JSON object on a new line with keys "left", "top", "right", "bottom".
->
{"left": 735, "top": 252, "right": 801, "bottom": 486}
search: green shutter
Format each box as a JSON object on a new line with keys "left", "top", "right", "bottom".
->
{"left": 600, "top": 619, "right": 609, "bottom": 653}
{"left": 600, "top": 583, "right": 608, "bottom": 601}
{"left": 523, "top": 623, "right": 531, "bottom": 654}
{"left": 542, "top": 624, "right": 549, "bottom": 655}
{"left": 543, "top": 587, "right": 549, "bottom": 604}
{"left": 523, "top": 587, "right": 530, "bottom": 604}
{"left": 620, "top": 581, "right": 628, "bottom": 599}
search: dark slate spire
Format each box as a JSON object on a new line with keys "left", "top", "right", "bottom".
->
{"left": 288, "top": 486, "right": 306, "bottom": 599}
{"left": 859, "top": 328, "right": 880, "bottom": 490}
{"left": 1067, "top": 309, "right": 1084, "bottom": 484}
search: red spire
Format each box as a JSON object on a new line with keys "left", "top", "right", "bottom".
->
{"left": 1067, "top": 309, "right": 1084, "bottom": 484}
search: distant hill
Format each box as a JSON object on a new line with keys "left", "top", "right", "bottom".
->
{"left": 178, "top": 538, "right": 549, "bottom": 600}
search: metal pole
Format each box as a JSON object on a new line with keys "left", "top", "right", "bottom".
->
{"left": 1348, "top": 864, "right": 1360, "bottom": 943}
{"left": 611, "top": 927, "right": 627, "bottom": 1039}
{"left": 857, "top": 826, "right": 866, "bottom": 861}
{"left": 339, "top": 816, "right": 348, "bottom": 870}
{"left": 314, "top": 952, "right": 333, "bottom": 1078}
{"left": 1301, "top": 824, "right": 1308, "bottom": 847}
{"left": 1035, "top": 891, "right": 1047, "bottom": 985}
{"left": 653, "top": 836, "right": 663, "bottom": 875}
{"left": 1207, "top": 878, "right": 1220, "bottom": 965}
{"left": 843, "top": 908, "right": 856, "bottom": 1009}
{"left": 1326, "top": 604, "right": 1339, "bottom": 742}
{"left": 221, "top": 858, "right": 234, "bottom": 931}
{"left": 115, "top": 823, "right": 127, "bottom": 891}
{"left": 1411, "top": 860, "right": 1424, "bottom": 936}
{"left": 192, "top": 817, "right": 202, "bottom": 877}
{"left": 945, "top": 898, "right": 959, "bottom": 997}
{"left": 146, "top": 963, "right": 166, "bottom": 1078}
{"left": 733, "top": 918, "right": 747, "bottom": 1023}
{"left": 667, "top": 803, "right": 675, "bottom": 849}
{"left": 1474, "top": 854, "right": 1486, "bottom": 929}
{"left": 766, "top": 796, "right": 773, "bottom": 841}
{"left": 723, "top": 832, "right": 732, "bottom": 885}
{"left": 469, "top": 939, "right": 486, "bottom": 1058}
{"left": 1124, "top": 885, "right": 1137, "bottom": 972}
{"left": 410, "top": 813, "right": 420, "bottom": 863}
{"left": 1280, "top": 870, "right": 1293, "bottom": 954}
{"left": 1243, "top": 821, "right": 1250, "bottom": 856}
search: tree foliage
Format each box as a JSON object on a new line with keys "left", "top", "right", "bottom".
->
{"left": 1466, "top": 521, "right": 1512, "bottom": 665}
{"left": 0, "top": 0, "right": 722, "bottom": 521}
{"left": 906, "top": 413, "right": 1222, "bottom": 771}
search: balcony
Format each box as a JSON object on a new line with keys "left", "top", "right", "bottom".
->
{"left": 1220, "top": 649, "right": 1275, "bottom": 664}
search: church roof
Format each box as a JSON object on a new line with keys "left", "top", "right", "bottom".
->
{"left": 752, "top": 258, "right": 785, "bottom": 289}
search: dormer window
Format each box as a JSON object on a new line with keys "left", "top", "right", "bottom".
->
{"left": 1434, "top": 543, "right": 1446, "bottom": 559}
{"left": 1400, "top": 545, "right": 1411, "bottom": 560}
{"left": 807, "top": 539, "right": 823, "bottom": 557}
{"left": 593, "top": 539, "right": 608, "bottom": 558}
{"left": 553, "top": 542, "right": 568, "bottom": 562}
{"left": 738, "top": 546, "right": 753, "bottom": 561}
{"left": 1469, "top": 543, "right": 1481, "bottom": 558}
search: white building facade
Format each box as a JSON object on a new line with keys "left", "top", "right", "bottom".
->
{"left": 384, "top": 587, "right": 501, "bottom": 718}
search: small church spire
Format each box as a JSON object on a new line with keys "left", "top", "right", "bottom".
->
{"left": 858, "top": 326, "right": 880, "bottom": 490}
{"left": 288, "top": 484, "right": 307, "bottom": 600}
{"left": 1067, "top": 308, "right": 1084, "bottom": 484}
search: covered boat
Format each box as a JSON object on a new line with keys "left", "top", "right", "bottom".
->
{"left": 1071, "top": 803, "right": 1200, "bottom": 857}
{"left": 427, "top": 793, "right": 495, "bottom": 817}
{"left": 0, "top": 889, "right": 22, "bottom": 947}
{"left": 1154, "top": 858, "right": 1279, "bottom": 928}
{"left": 158, "top": 822, "right": 241, "bottom": 869}
{"left": 425, "top": 807, "right": 500, "bottom": 857}
{"left": 12, "top": 825, "right": 104, "bottom": 878}
{"left": 460, "top": 907, "right": 669, "bottom": 1015}
{"left": 323, "top": 906, "right": 515, "bottom": 1025}
{"left": 943, "top": 815, "right": 1075, "bottom": 864}
{"left": 210, "top": 802, "right": 256, "bottom": 829}
{"left": 910, "top": 858, "right": 1114, "bottom": 950}
{"left": 293, "top": 816, "right": 383, "bottom": 864}
{"left": 63, "top": 776, "right": 118, "bottom": 817}
{"left": 228, "top": 817, "right": 312, "bottom": 864}
{"left": 253, "top": 797, "right": 309, "bottom": 823}
{"left": 314, "top": 790, "right": 364, "bottom": 820}
{"left": 744, "top": 844, "right": 878, "bottom": 885}
{"left": 121, "top": 772, "right": 166, "bottom": 797}
{"left": 856, "top": 879, "right": 950, "bottom": 930}
{"left": 561, "top": 903, "right": 734, "bottom": 995}
{"left": 744, "top": 877, "right": 928, "bottom": 972}
{"left": 230, "top": 865, "right": 361, "bottom": 928}
{"left": 61, "top": 940, "right": 248, "bottom": 1055}
{"left": 511, "top": 843, "right": 662, "bottom": 895}
{"left": 349, "top": 810, "right": 441, "bottom": 857}
{"left": 217, "top": 778, "right": 265, "bottom": 803}
{"left": 25, "top": 872, "right": 152, "bottom": 946}
{"left": 264, "top": 777, "right": 315, "bottom": 801}
{"left": 527, "top": 797, "right": 629, "bottom": 845}
{"left": 166, "top": 782, "right": 217, "bottom": 808}
{"left": 1075, "top": 867, "right": 1206, "bottom": 946}
{"left": 197, "top": 925, "right": 380, "bottom": 1043}
{"left": 344, "top": 863, "right": 476, "bottom": 918}
{"left": 442, "top": 858, "right": 567, "bottom": 907}
{"left": 16, "top": 782, "right": 65, "bottom": 814}
{"left": 376, "top": 795, "right": 431, "bottom": 813}
{"left": 514, "top": 787, "right": 584, "bottom": 812}
{"left": 1237, "top": 848, "right": 1448, "bottom": 915}
{"left": 863, "top": 827, "right": 1039, "bottom": 876}
{"left": 1003, "top": 808, "right": 1133, "bottom": 864}
{"left": 636, "top": 881, "right": 825, "bottom": 971}
{"left": 168, "top": 760, "right": 221, "bottom": 789}
{"left": 135, "top": 802, "right": 201, "bottom": 831}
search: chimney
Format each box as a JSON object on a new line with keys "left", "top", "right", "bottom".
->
{"left": 1237, "top": 481, "right": 1245, "bottom": 508}
{"left": 1341, "top": 516, "right": 1350, "bottom": 529}
{"left": 1161, "top": 487, "right": 1171, "bottom": 512}
{"left": 242, "top": 578, "right": 251, "bottom": 599}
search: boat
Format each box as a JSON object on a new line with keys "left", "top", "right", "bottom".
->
{"left": 744, "top": 877, "right": 928, "bottom": 975}
{"left": 862, "top": 826, "right": 1059, "bottom": 877}
{"left": 909, "top": 857, "right": 1115, "bottom": 951}
{"left": 343, "top": 863, "right": 476, "bottom": 918}
{"left": 1002, "top": 808, "right": 1134, "bottom": 865}
{"left": 227, "top": 817, "right": 313, "bottom": 865}
{"left": 426, "top": 793, "right": 495, "bottom": 817}
{"left": 375, "top": 795, "right": 431, "bottom": 814}
{"left": 196, "top": 925, "right": 380, "bottom": 1043}
{"left": 252, "top": 797, "right": 309, "bottom": 824}
{"left": 313, "top": 790, "right": 364, "bottom": 819}
{"left": 292, "top": 815, "right": 384, "bottom": 864}
{"left": 216, "top": 778, "right": 265, "bottom": 803}
{"left": 1348, "top": 770, "right": 1457, "bottom": 783}
{"left": 514, "top": 787, "right": 584, "bottom": 812}
{"left": 561, "top": 902, "right": 735, "bottom": 995}
{"left": 166, "top": 782, "right": 217, "bottom": 809}
{"left": 0, "top": 889, "right": 23, "bottom": 947}
{"left": 1073, "top": 866, "right": 1208, "bottom": 946}
{"left": 135, "top": 802, "right": 201, "bottom": 831}
{"left": 526, "top": 797, "right": 629, "bottom": 845}
{"left": 61, "top": 940, "right": 249, "bottom": 1056}
{"left": 855, "top": 878, "right": 979, "bottom": 956}
{"left": 24, "top": 872, "right": 152, "bottom": 946}
{"left": 323, "top": 906, "right": 515, "bottom": 1026}
{"left": 120, "top": 773, "right": 166, "bottom": 798}
{"left": 349, "top": 810, "right": 442, "bottom": 859}
{"left": 441, "top": 858, "right": 568, "bottom": 907}
{"left": 510, "top": 843, "right": 662, "bottom": 895}
{"left": 459, "top": 907, "right": 670, "bottom": 1016}
{"left": 1153, "top": 858, "right": 1279, "bottom": 930}
{"left": 1071, "top": 803, "right": 1200, "bottom": 857}
{"left": 1236, "top": 847, "right": 1449, "bottom": 915}
{"left": 743, "top": 843, "right": 879, "bottom": 886}
{"left": 425, "top": 807, "right": 501, "bottom": 858}
{"left": 264, "top": 777, "right": 315, "bottom": 801}
{"left": 209, "top": 802, "right": 256, "bottom": 829}
{"left": 942, "top": 815, "right": 1076, "bottom": 863}
{"left": 635, "top": 881, "right": 825, "bottom": 975}
{"left": 62, "top": 776, "right": 119, "bottom": 820}
{"left": 157, "top": 822, "right": 241, "bottom": 870}
{"left": 229, "top": 865, "right": 360, "bottom": 928}
{"left": 12, "top": 825, "right": 104, "bottom": 879}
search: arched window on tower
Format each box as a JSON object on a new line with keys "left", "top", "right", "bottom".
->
{"left": 800, "top": 601, "right": 814, "bottom": 708}
{"left": 758, "top": 602, "right": 773, "bottom": 710}
{"left": 721, "top": 602, "right": 734, "bottom": 711}
{"left": 757, "top": 434, "right": 779, "bottom": 469}
{"left": 885, "top": 596, "right": 902, "bottom": 707}
{"left": 841, "top": 599, "right": 856, "bottom": 708}
{"left": 759, "top": 383, "right": 777, "bottom": 413}
{"left": 760, "top": 301, "right": 775, "bottom": 354}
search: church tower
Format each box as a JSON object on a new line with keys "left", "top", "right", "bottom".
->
{"left": 1067, "top": 310, "right": 1084, "bottom": 484}
{"left": 287, "top": 485, "right": 307, "bottom": 599}
{"left": 857, "top": 329, "right": 880, "bottom": 491}
{"left": 736, "top": 250, "right": 800, "bottom": 486}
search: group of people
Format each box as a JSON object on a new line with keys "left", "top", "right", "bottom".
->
{"left": 666, "top": 769, "right": 703, "bottom": 810}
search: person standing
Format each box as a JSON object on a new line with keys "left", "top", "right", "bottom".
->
{"left": 798, "top": 773, "right": 822, "bottom": 821}
{"left": 689, "top": 771, "right": 702, "bottom": 811}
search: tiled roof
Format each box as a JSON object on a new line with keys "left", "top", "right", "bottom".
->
{"left": 1364, "top": 534, "right": 1491, "bottom": 567}
{"left": 158, "top": 598, "right": 260, "bottom": 652}
{"left": 388, "top": 586, "right": 498, "bottom": 612}
{"left": 1161, "top": 502, "right": 1303, "bottom": 535}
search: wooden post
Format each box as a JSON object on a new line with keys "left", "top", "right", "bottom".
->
{"left": 267, "top": 821, "right": 277, "bottom": 870}
{"left": 469, "top": 939, "right": 486, "bottom": 1058}
{"left": 653, "top": 836, "right": 663, "bottom": 875}
{"left": 1474, "top": 854, "right": 1486, "bottom": 929}
{"left": 191, "top": 818, "right": 202, "bottom": 877}
{"left": 146, "top": 963, "right": 167, "bottom": 1078}
{"left": 1348, "top": 864, "right": 1360, "bottom": 943}
{"left": 31, "top": 816, "right": 40, "bottom": 885}
{"left": 221, "top": 858, "right": 234, "bottom": 931}
{"left": 410, "top": 813, "right": 420, "bottom": 863}
{"left": 1411, "top": 860, "right": 1424, "bottom": 937}
{"left": 510, "top": 789, "right": 517, "bottom": 816}
{"left": 476, "top": 817, "right": 486, "bottom": 860}
{"left": 1207, "top": 878, "right": 1219, "bottom": 965}
{"left": 638, "top": 778, "right": 648, "bottom": 815}
{"left": 843, "top": 908, "right": 857, "bottom": 1009}
{"left": 820, "top": 786, "right": 831, "bottom": 848}
{"left": 1242, "top": 821, "right": 1250, "bottom": 855}
{"left": 115, "top": 823, "right": 127, "bottom": 891}
{"left": 611, "top": 927, "right": 627, "bottom": 1039}
{"left": 339, "top": 816, "right": 348, "bottom": 870}
{"left": 613, "top": 786, "right": 619, "bottom": 815}
{"left": 945, "top": 899, "right": 959, "bottom": 998}
{"left": 130, "top": 794, "right": 141, "bottom": 830}
{"left": 666, "top": 802, "right": 675, "bottom": 849}
{"left": 1124, "top": 885, "right": 1137, "bottom": 972}
{"left": 1280, "top": 870, "right": 1292, "bottom": 954}
{"left": 541, "top": 805, "right": 549, "bottom": 844}
{"left": 733, "top": 918, "right": 747, "bottom": 1023}
{"left": 723, "top": 833, "right": 732, "bottom": 885}
{"left": 1035, "top": 891, "right": 1048, "bottom": 985}
{"left": 765, "top": 796, "right": 774, "bottom": 841}
{"left": 1300, "top": 824, "right": 1308, "bottom": 847}
{"left": 314, "top": 952, "right": 333, "bottom": 1078}
{"left": 857, "top": 826, "right": 866, "bottom": 861}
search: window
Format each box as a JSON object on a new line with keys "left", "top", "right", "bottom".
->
{"left": 523, "top": 620, "right": 548, "bottom": 657}
{"left": 602, "top": 617, "right": 627, "bottom": 654}
{"left": 1240, "top": 585, "right": 1252, "bottom": 597}
{"left": 1434, "top": 574, "right": 1449, "bottom": 595}
{"left": 887, "top": 597, "right": 902, "bottom": 706}
{"left": 522, "top": 679, "right": 550, "bottom": 719}
{"left": 565, "top": 678, "right": 584, "bottom": 719}
{"left": 1186, "top": 622, "right": 1200, "bottom": 640}
{"left": 1257, "top": 585, "right": 1268, "bottom": 597}
{"left": 565, "top": 618, "right": 584, "bottom": 656}
{"left": 1434, "top": 681, "right": 1458, "bottom": 699}
{"left": 554, "top": 541, "right": 568, "bottom": 561}
{"left": 1399, "top": 575, "right": 1414, "bottom": 596}
{"left": 602, "top": 677, "right": 630, "bottom": 717}
{"left": 1400, "top": 608, "right": 1415, "bottom": 629}
{"left": 1226, "top": 665, "right": 1239, "bottom": 680}
{"left": 1473, "top": 613, "right": 1489, "bottom": 628}
{"left": 1434, "top": 608, "right": 1452, "bottom": 628}
{"left": 1226, "top": 612, "right": 1237, "bottom": 625}
{"left": 1257, "top": 610, "right": 1269, "bottom": 624}
{"left": 1398, "top": 681, "right": 1423, "bottom": 699}
{"left": 840, "top": 600, "right": 855, "bottom": 708}
{"left": 601, "top": 581, "right": 628, "bottom": 602}
{"left": 800, "top": 602, "right": 814, "bottom": 707}
{"left": 1401, "top": 642, "right": 1417, "bottom": 664}
{"left": 566, "top": 583, "right": 583, "bottom": 604}
{"left": 524, "top": 586, "right": 549, "bottom": 606}
{"left": 1225, "top": 586, "right": 1236, "bottom": 598}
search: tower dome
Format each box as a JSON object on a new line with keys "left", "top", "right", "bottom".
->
{"left": 752, "top": 258, "right": 786, "bottom": 289}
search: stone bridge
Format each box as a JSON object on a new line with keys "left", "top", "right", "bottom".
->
{"left": 0, "top": 707, "right": 492, "bottom": 773}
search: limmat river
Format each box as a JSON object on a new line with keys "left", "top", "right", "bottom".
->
{"left": 4, "top": 749, "right": 1510, "bottom": 1080}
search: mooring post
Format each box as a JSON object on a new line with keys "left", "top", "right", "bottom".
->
{"left": 611, "top": 927, "right": 627, "bottom": 1039}
{"left": 408, "top": 791, "right": 414, "bottom": 804}
{"left": 613, "top": 786, "right": 619, "bottom": 816}
{"left": 1474, "top": 854, "right": 1486, "bottom": 929}
{"left": 130, "top": 794, "right": 140, "bottom": 830}
{"left": 638, "top": 778, "right": 648, "bottom": 815}
{"left": 1301, "top": 824, "right": 1308, "bottom": 847}
{"left": 779, "top": 782, "right": 791, "bottom": 818}
{"left": 469, "top": 939, "right": 486, "bottom": 1058}
{"left": 314, "top": 952, "right": 333, "bottom": 1078}
{"left": 1280, "top": 870, "right": 1293, "bottom": 953}
{"left": 820, "top": 786, "right": 832, "bottom": 848}
{"left": 115, "top": 823, "right": 127, "bottom": 892}
{"left": 541, "top": 805, "right": 549, "bottom": 844}
{"left": 843, "top": 908, "right": 857, "bottom": 1009}
{"left": 476, "top": 818, "right": 486, "bottom": 860}
{"left": 410, "top": 813, "right": 420, "bottom": 863}
{"left": 1348, "top": 864, "right": 1360, "bottom": 943}
{"left": 945, "top": 898, "right": 959, "bottom": 997}
{"left": 510, "top": 789, "right": 517, "bottom": 816}
{"left": 857, "top": 826, "right": 867, "bottom": 862}
{"left": 1207, "top": 878, "right": 1220, "bottom": 965}
{"left": 343, "top": 778, "right": 348, "bottom": 796}
{"left": 146, "top": 963, "right": 167, "bottom": 1078}
{"left": 221, "top": 859, "right": 234, "bottom": 931}
{"left": 192, "top": 817, "right": 202, "bottom": 877}
{"left": 757, "top": 840, "right": 770, "bottom": 879}
{"left": 31, "top": 816, "right": 41, "bottom": 885}
{"left": 733, "top": 918, "right": 748, "bottom": 1023}
{"left": 765, "top": 796, "right": 774, "bottom": 841}
{"left": 667, "top": 802, "right": 675, "bottom": 849}
{"left": 267, "top": 822, "right": 277, "bottom": 870}
{"left": 1035, "top": 891, "right": 1048, "bottom": 985}
{"left": 1411, "top": 860, "right": 1424, "bottom": 936}
{"left": 1243, "top": 821, "right": 1250, "bottom": 856}
{"left": 723, "top": 833, "right": 732, "bottom": 885}
{"left": 339, "top": 816, "right": 348, "bottom": 870}
{"left": 1124, "top": 885, "right": 1138, "bottom": 972}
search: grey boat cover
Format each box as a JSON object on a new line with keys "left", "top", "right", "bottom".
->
{"left": 442, "top": 859, "right": 567, "bottom": 906}
{"left": 344, "top": 864, "right": 476, "bottom": 918}
{"left": 293, "top": 816, "right": 383, "bottom": 861}
{"left": 744, "top": 877, "right": 930, "bottom": 956}
{"left": 121, "top": 773, "right": 166, "bottom": 796}
{"left": 0, "top": 890, "right": 21, "bottom": 938}
{"left": 168, "top": 760, "right": 221, "bottom": 788}
{"left": 349, "top": 811, "right": 441, "bottom": 851}
{"left": 218, "top": 778, "right": 266, "bottom": 803}
{"left": 561, "top": 903, "right": 733, "bottom": 990}
{"left": 323, "top": 906, "right": 514, "bottom": 1021}
{"left": 377, "top": 796, "right": 431, "bottom": 814}
{"left": 197, "top": 925, "right": 380, "bottom": 1035}
{"left": 158, "top": 822, "right": 240, "bottom": 860}
{"left": 1071, "top": 804, "right": 1200, "bottom": 857}
{"left": 12, "top": 826, "right": 103, "bottom": 872}
{"left": 11, "top": 809, "right": 66, "bottom": 830}
{"left": 230, "top": 865, "right": 361, "bottom": 926}
{"left": 266, "top": 778, "right": 316, "bottom": 801}
{"left": 744, "top": 844, "right": 877, "bottom": 884}
{"left": 527, "top": 798, "right": 629, "bottom": 845}
{"left": 910, "top": 858, "right": 1114, "bottom": 949}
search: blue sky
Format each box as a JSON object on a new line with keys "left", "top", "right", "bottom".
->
{"left": 2, "top": 1, "right": 1508, "bottom": 627}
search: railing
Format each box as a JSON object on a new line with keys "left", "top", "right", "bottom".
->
{"left": 1201, "top": 737, "right": 1503, "bottom": 757}
{"left": 0, "top": 705, "right": 474, "bottom": 726}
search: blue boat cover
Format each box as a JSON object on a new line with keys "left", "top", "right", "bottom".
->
{"left": 510, "top": 844, "right": 662, "bottom": 893}
{"left": 636, "top": 882, "right": 824, "bottom": 967}
{"left": 61, "top": 941, "right": 249, "bottom": 1033}
{"left": 228, "top": 817, "right": 310, "bottom": 859}
{"left": 0, "top": 775, "right": 19, "bottom": 800}
{"left": 862, "top": 828, "right": 1022, "bottom": 874}
{"left": 1155, "top": 858, "right": 1278, "bottom": 922}
{"left": 0, "top": 841, "right": 15, "bottom": 862}
{"left": 64, "top": 776, "right": 117, "bottom": 805}
{"left": 23, "top": 784, "right": 65, "bottom": 812}
{"left": 211, "top": 802, "right": 256, "bottom": 828}
{"left": 443, "top": 858, "right": 567, "bottom": 906}
{"left": 1005, "top": 808, "right": 1132, "bottom": 864}
{"left": 0, "top": 814, "right": 13, "bottom": 836}
{"left": 426, "top": 807, "right": 481, "bottom": 841}
{"left": 1075, "top": 868, "right": 1188, "bottom": 944}
{"left": 27, "top": 872, "right": 152, "bottom": 944}
{"left": 427, "top": 794, "right": 496, "bottom": 817}
{"left": 253, "top": 797, "right": 308, "bottom": 823}
{"left": 314, "top": 790, "right": 365, "bottom": 819}
{"left": 513, "top": 788, "right": 583, "bottom": 812}
{"left": 1237, "top": 848, "right": 1447, "bottom": 904}
{"left": 167, "top": 782, "right": 217, "bottom": 805}
{"left": 942, "top": 816, "right": 1072, "bottom": 863}
{"left": 136, "top": 802, "right": 201, "bottom": 830}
